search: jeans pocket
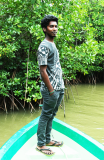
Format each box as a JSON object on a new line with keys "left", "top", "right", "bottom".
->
{"left": 41, "top": 90, "right": 49, "bottom": 100}
{"left": 48, "top": 91, "right": 57, "bottom": 106}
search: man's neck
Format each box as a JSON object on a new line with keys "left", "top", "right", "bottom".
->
{"left": 45, "top": 35, "right": 54, "bottom": 42}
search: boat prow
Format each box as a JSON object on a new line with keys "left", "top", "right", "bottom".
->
{"left": 0, "top": 117, "right": 104, "bottom": 160}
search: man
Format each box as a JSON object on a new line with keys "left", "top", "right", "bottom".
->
{"left": 36, "top": 15, "right": 64, "bottom": 155}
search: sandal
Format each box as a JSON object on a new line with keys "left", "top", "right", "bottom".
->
{"left": 36, "top": 147, "right": 55, "bottom": 156}
{"left": 46, "top": 140, "right": 63, "bottom": 147}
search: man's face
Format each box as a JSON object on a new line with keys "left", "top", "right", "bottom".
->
{"left": 43, "top": 21, "right": 58, "bottom": 37}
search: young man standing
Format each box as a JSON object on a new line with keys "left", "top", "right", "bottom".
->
{"left": 36, "top": 15, "right": 64, "bottom": 155}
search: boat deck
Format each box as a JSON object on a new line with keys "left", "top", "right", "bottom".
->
{"left": 12, "top": 129, "right": 98, "bottom": 160}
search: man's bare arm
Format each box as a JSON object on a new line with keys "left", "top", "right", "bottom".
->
{"left": 40, "top": 65, "right": 54, "bottom": 92}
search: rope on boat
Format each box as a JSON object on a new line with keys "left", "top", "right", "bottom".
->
{"left": 51, "top": 131, "right": 68, "bottom": 160}
{"left": 59, "top": 146, "right": 69, "bottom": 160}
{"left": 63, "top": 96, "right": 66, "bottom": 117}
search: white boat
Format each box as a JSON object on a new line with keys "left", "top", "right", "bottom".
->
{"left": 0, "top": 117, "right": 104, "bottom": 160}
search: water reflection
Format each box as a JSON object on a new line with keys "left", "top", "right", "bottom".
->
{"left": 0, "top": 110, "right": 41, "bottom": 147}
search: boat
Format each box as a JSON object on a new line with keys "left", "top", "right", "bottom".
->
{"left": 0, "top": 116, "right": 104, "bottom": 160}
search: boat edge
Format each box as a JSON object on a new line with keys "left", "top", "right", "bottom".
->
{"left": 53, "top": 118, "right": 104, "bottom": 160}
{"left": 0, "top": 116, "right": 104, "bottom": 160}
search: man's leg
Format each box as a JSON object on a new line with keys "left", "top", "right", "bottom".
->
{"left": 46, "top": 89, "right": 64, "bottom": 144}
{"left": 37, "top": 90, "right": 59, "bottom": 147}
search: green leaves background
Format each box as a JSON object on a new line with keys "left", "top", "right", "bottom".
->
{"left": 0, "top": 0, "right": 104, "bottom": 108}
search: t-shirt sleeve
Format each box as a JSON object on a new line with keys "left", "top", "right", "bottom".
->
{"left": 37, "top": 46, "right": 50, "bottom": 65}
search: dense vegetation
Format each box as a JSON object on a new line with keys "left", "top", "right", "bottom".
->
{"left": 0, "top": 0, "right": 104, "bottom": 112}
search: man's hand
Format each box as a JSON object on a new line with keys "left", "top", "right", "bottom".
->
{"left": 49, "top": 89, "right": 55, "bottom": 96}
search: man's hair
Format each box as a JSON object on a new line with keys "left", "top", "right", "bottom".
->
{"left": 41, "top": 15, "right": 58, "bottom": 29}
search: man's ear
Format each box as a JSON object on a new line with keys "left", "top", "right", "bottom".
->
{"left": 43, "top": 28, "right": 46, "bottom": 32}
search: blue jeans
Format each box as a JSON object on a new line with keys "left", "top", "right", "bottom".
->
{"left": 37, "top": 89, "right": 64, "bottom": 147}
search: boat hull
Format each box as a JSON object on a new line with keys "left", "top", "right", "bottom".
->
{"left": 0, "top": 117, "right": 104, "bottom": 160}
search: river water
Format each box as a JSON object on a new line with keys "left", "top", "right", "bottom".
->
{"left": 0, "top": 84, "right": 104, "bottom": 148}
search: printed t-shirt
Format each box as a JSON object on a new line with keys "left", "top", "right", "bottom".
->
{"left": 37, "top": 39, "right": 64, "bottom": 91}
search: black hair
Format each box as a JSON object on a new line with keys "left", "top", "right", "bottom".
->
{"left": 41, "top": 15, "right": 58, "bottom": 29}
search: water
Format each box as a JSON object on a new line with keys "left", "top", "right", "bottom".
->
{"left": 57, "top": 84, "right": 104, "bottom": 145}
{"left": 0, "top": 84, "right": 104, "bottom": 148}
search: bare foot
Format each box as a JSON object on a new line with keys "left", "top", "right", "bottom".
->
{"left": 36, "top": 146, "right": 54, "bottom": 155}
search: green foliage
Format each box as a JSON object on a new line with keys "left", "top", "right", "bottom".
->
{"left": 0, "top": 0, "right": 104, "bottom": 108}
